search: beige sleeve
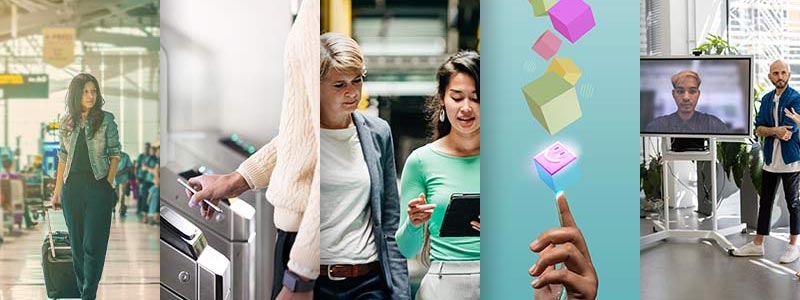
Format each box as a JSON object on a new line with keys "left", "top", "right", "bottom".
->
{"left": 284, "top": 0, "right": 320, "bottom": 279}
{"left": 235, "top": 139, "right": 278, "bottom": 190}
{"left": 287, "top": 164, "right": 320, "bottom": 278}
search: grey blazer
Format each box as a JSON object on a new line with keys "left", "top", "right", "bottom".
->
{"left": 353, "top": 111, "right": 411, "bottom": 300}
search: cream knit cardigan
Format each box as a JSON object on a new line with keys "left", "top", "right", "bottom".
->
{"left": 235, "top": 0, "right": 320, "bottom": 279}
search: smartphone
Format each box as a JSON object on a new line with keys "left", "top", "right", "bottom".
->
{"left": 177, "top": 178, "right": 223, "bottom": 213}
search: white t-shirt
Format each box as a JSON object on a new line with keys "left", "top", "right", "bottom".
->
{"left": 319, "top": 126, "right": 378, "bottom": 265}
{"left": 764, "top": 94, "right": 800, "bottom": 173}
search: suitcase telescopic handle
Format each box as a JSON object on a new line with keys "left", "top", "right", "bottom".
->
{"left": 44, "top": 205, "right": 56, "bottom": 258}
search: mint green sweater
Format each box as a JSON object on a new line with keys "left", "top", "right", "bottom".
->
{"left": 396, "top": 144, "right": 480, "bottom": 261}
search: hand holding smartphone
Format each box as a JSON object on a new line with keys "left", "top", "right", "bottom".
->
{"left": 177, "top": 177, "right": 223, "bottom": 214}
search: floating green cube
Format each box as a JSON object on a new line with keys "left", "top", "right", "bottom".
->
{"left": 522, "top": 72, "right": 582, "bottom": 135}
{"left": 532, "top": 0, "right": 559, "bottom": 17}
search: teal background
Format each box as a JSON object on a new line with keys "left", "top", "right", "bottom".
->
{"left": 482, "top": 0, "right": 640, "bottom": 298}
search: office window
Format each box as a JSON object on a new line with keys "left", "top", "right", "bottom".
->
{"left": 729, "top": 0, "right": 800, "bottom": 90}
{"left": 641, "top": 0, "right": 666, "bottom": 56}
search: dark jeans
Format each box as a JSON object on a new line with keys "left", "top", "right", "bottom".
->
{"left": 757, "top": 170, "right": 800, "bottom": 235}
{"left": 61, "top": 171, "right": 114, "bottom": 300}
{"left": 315, "top": 271, "right": 388, "bottom": 300}
{"left": 272, "top": 229, "right": 389, "bottom": 300}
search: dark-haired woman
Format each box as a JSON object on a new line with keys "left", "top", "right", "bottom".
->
{"left": 396, "top": 51, "right": 480, "bottom": 300}
{"left": 51, "top": 73, "right": 121, "bottom": 300}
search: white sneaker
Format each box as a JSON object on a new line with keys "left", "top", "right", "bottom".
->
{"left": 779, "top": 244, "right": 800, "bottom": 264}
{"left": 732, "top": 241, "right": 765, "bottom": 257}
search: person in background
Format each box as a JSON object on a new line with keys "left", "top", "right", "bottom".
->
{"left": 146, "top": 145, "right": 160, "bottom": 225}
{"left": 734, "top": 59, "right": 800, "bottom": 264}
{"left": 0, "top": 153, "right": 33, "bottom": 228}
{"left": 113, "top": 152, "right": 134, "bottom": 218}
{"left": 135, "top": 143, "right": 152, "bottom": 217}
{"left": 0, "top": 154, "right": 19, "bottom": 180}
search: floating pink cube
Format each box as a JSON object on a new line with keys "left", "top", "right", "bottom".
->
{"left": 548, "top": 0, "right": 596, "bottom": 43}
{"left": 534, "top": 142, "right": 579, "bottom": 192}
{"left": 532, "top": 30, "right": 562, "bottom": 60}
{"left": 535, "top": 142, "right": 577, "bottom": 176}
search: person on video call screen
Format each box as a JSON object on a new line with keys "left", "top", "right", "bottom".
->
{"left": 645, "top": 70, "right": 730, "bottom": 134}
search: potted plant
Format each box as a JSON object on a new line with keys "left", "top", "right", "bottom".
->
{"left": 693, "top": 34, "right": 764, "bottom": 226}
{"left": 641, "top": 155, "right": 663, "bottom": 217}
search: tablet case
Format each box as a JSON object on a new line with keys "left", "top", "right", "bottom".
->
{"left": 439, "top": 193, "right": 480, "bottom": 237}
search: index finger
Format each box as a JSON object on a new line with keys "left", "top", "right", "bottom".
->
{"left": 556, "top": 191, "right": 576, "bottom": 228}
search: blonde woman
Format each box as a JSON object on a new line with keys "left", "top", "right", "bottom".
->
{"left": 318, "top": 32, "right": 410, "bottom": 299}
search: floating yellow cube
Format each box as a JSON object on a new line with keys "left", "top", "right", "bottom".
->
{"left": 546, "top": 57, "right": 582, "bottom": 85}
{"left": 531, "top": 0, "right": 559, "bottom": 17}
{"left": 522, "top": 72, "right": 582, "bottom": 135}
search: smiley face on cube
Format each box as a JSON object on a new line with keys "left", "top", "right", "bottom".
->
{"left": 534, "top": 141, "right": 579, "bottom": 192}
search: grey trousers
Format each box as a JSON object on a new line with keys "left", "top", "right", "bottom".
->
{"left": 416, "top": 260, "right": 480, "bottom": 300}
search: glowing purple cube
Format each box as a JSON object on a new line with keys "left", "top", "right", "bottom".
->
{"left": 548, "top": 0, "right": 596, "bottom": 43}
{"left": 534, "top": 142, "right": 579, "bottom": 192}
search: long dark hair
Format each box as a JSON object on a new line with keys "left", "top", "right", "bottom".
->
{"left": 66, "top": 73, "right": 105, "bottom": 138}
{"left": 425, "top": 50, "right": 480, "bottom": 140}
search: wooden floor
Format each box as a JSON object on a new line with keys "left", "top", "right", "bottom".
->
{"left": 0, "top": 197, "right": 159, "bottom": 300}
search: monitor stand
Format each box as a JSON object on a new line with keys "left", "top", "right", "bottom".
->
{"left": 671, "top": 138, "right": 707, "bottom": 152}
{"left": 641, "top": 137, "right": 746, "bottom": 254}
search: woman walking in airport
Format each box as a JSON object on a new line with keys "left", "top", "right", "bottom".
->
{"left": 396, "top": 51, "right": 481, "bottom": 300}
{"left": 51, "top": 73, "right": 121, "bottom": 300}
{"left": 316, "top": 31, "right": 410, "bottom": 300}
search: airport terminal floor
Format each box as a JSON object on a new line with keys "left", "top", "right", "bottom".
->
{"left": 0, "top": 198, "right": 159, "bottom": 300}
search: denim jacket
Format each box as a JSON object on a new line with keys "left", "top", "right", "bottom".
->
{"left": 352, "top": 112, "right": 411, "bottom": 300}
{"left": 755, "top": 87, "right": 800, "bottom": 165}
{"left": 58, "top": 111, "right": 122, "bottom": 182}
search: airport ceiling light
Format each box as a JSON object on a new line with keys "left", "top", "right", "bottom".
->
{"left": 354, "top": 17, "right": 447, "bottom": 56}
{"left": 0, "top": 0, "right": 159, "bottom": 43}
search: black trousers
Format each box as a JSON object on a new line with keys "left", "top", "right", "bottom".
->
{"left": 757, "top": 170, "right": 800, "bottom": 235}
{"left": 61, "top": 171, "right": 115, "bottom": 300}
{"left": 315, "top": 271, "right": 388, "bottom": 300}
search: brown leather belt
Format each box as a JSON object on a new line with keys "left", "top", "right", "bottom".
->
{"left": 320, "top": 261, "right": 380, "bottom": 280}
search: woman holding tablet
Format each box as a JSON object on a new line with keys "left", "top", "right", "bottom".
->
{"left": 396, "top": 51, "right": 481, "bottom": 300}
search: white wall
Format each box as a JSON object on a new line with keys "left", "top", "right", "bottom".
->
{"left": 664, "top": 0, "right": 726, "bottom": 55}
{"left": 160, "top": 0, "right": 292, "bottom": 146}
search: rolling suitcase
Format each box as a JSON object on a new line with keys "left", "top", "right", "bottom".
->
{"left": 41, "top": 207, "right": 81, "bottom": 299}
